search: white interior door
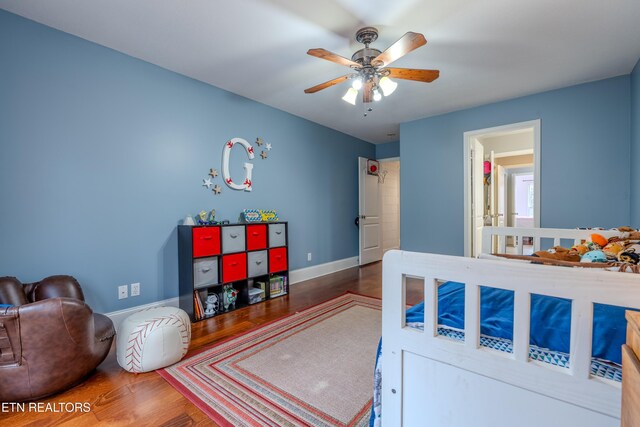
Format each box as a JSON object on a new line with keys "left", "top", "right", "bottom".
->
{"left": 489, "top": 151, "right": 497, "bottom": 252}
{"left": 513, "top": 172, "right": 535, "bottom": 228}
{"left": 358, "top": 157, "right": 382, "bottom": 265}
{"left": 472, "top": 140, "right": 485, "bottom": 257}
{"left": 490, "top": 150, "right": 497, "bottom": 226}
{"left": 492, "top": 162, "right": 507, "bottom": 252}
{"left": 497, "top": 165, "right": 506, "bottom": 228}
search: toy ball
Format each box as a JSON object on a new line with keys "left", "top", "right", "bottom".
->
{"left": 590, "top": 234, "right": 608, "bottom": 247}
{"left": 580, "top": 250, "right": 607, "bottom": 263}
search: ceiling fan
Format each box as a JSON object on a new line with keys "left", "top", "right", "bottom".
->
{"left": 304, "top": 27, "right": 439, "bottom": 106}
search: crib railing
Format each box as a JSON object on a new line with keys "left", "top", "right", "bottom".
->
{"left": 381, "top": 250, "right": 640, "bottom": 425}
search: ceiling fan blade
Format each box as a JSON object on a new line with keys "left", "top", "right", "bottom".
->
{"left": 307, "top": 48, "right": 361, "bottom": 68}
{"left": 362, "top": 80, "right": 374, "bottom": 103}
{"left": 372, "top": 32, "right": 427, "bottom": 68}
{"left": 386, "top": 68, "right": 440, "bottom": 82}
{"left": 304, "top": 75, "right": 350, "bottom": 94}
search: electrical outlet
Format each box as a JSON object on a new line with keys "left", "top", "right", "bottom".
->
{"left": 307, "top": 252, "right": 312, "bottom": 261}
{"left": 118, "top": 285, "right": 128, "bottom": 299}
{"left": 131, "top": 282, "right": 140, "bottom": 297}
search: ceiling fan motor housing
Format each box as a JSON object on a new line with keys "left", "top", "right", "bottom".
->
{"left": 352, "top": 27, "right": 381, "bottom": 69}
{"left": 354, "top": 27, "right": 378, "bottom": 46}
{"left": 351, "top": 48, "right": 382, "bottom": 67}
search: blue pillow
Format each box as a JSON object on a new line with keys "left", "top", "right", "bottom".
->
{"left": 0, "top": 304, "right": 13, "bottom": 309}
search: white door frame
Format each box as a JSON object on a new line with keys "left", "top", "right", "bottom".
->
{"left": 463, "top": 119, "right": 541, "bottom": 257}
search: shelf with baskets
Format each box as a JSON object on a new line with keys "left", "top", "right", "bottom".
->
{"left": 178, "top": 222, "right": 289, "bottom": 322}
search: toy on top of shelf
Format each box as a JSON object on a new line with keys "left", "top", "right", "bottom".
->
{"left": 196, "top": 210, "right": 217, "bottom": 225}
{"left": 260, "top": 210, "right": 278, "bottom": 222}
{"left": 243, "top": 209, "right": 261, "bottom": 222}
{"left": 243, "top": 209, "right": 279, "bottom": 222}
{"left": 197, "top": 210, "right": 208, "bottom": 224}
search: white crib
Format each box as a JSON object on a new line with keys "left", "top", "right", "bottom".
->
{"left": 381, "top": 227, "right": 640, "bottom": 426}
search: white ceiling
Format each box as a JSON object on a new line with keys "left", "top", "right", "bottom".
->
{"left": 1, "top": 0, "right": 640, "bottom": 143}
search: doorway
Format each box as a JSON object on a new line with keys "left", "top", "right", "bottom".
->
{"left": 463, "top": 120, "right": 540, "bottom": 257}
{"left": 379, "top": 159, "right": 400, "bottom": 253}
{"left": 358, "top": 157, "right": 400, "bottom": 266}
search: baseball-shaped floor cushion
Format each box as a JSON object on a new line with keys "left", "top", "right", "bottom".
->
{"left": 117, "top": 306, "right": 191, "bottom": 373}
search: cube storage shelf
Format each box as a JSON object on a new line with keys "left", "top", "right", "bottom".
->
{"left": 178, "top": 222, "right": 289, "bottom": 322}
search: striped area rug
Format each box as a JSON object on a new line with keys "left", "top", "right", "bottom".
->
{"left": 158, "top": 293, "right": 381, "bottom": 427}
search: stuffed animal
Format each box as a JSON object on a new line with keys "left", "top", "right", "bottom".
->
{"left": 204, "top": 294, "right": 219, "bottom": 316}
{"left": 223, "top": 285, "right": 238, "bottom": 311}
{"left": 590, "top": 233, "right": 608, "bottom": 247}
{"left": 618, "top": 248, "right": 640, "bottom": 264}
{"left": 533, "top": 246, "right": 580, "bottom": 262}
{"left": 583, "top": 241, "right": 601, "bottom": 252}
{"left": 580, "top": 250, "right": 607, "bottom": 263}
{"left": 602, "top": 242, "right": 625, "bottom": 260}
{"left": 625, "top": 243, "right": 640, "bottom": 253}
{"left": 571, "top": 244, "right": 590, "bottom": 256}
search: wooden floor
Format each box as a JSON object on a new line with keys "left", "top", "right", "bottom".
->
{"left": 2, "top": 261, "right": 421, "bottom": 426}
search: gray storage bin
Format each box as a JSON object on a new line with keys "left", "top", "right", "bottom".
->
{"left": 248, "top": 250, "right": 268, "bottom": 277}
{"left": 222, "top": 225, "right": 246, "bottom": 253}
{"left": 193, "top": 257, "right": 218, "bottom": 288}
{"left": 268, "top": 223, "right": 286, "bottom": 247}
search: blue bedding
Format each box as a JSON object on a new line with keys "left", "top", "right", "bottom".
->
{"left": 410, "top": 281, "right": 633, "bottom": 365}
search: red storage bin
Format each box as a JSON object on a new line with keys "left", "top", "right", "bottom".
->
{"left": 222, "top": 253, "right": 247, "bottom": 283}
{"left": 269, "top": 248, "right": 288, "bottom": 273}
{"left": 246, "top": 224, "right": 267, "bottom": 251}
{"left": 192, "top": 227, "right": 221, "bottom": 258}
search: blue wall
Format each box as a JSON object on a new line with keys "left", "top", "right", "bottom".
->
{"left": 376, "top": 141, "right": 400, "bottom": 159}
{"left": 631, "top": 59, "right": 640, "bottom": 228}
{"left": 401, "top": 77, "right": 631, "bottom": 255}
{"left": 0, "top": 10, "right": 374, "bottom": 312}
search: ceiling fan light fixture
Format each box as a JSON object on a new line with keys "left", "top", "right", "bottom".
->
{"left": 304, "top": 28, "right": 439, "bottom": 110}
{"left": 342, "top": 87, "right": 359, "bottom": 105}
{"left": 379, "top": 76, "right": 398, "bottom": 96}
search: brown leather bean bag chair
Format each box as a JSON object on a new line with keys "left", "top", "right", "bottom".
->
{"left": 0, "top": 275, "right": 115, "bottom": 402}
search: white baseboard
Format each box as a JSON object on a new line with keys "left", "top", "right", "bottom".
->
{"left": 105, "top": 297, "right": 179, "bottom": 332}
{"left": 289, "top": 256, "right": 359, "bottom": 284}
{"left": 105, "top": 256, "right": 359, "bottom": 330}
